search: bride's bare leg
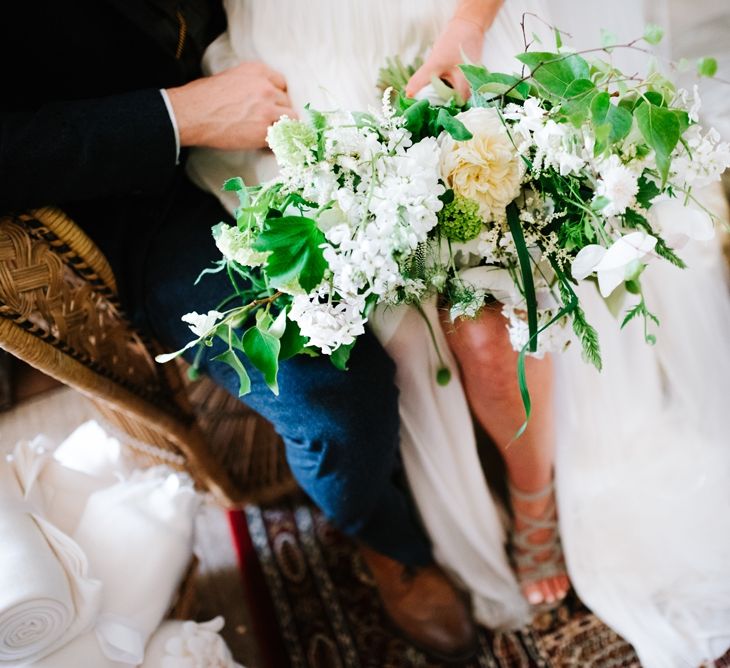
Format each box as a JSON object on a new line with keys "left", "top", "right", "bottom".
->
{"left": 440, "top": 302, "right": 570, "bottom": 606}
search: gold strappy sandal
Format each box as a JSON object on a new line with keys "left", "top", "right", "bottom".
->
{"left": 508, "top": 480, "right": 569, "bottom": 609}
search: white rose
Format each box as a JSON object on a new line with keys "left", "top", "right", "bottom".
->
{"left": 440, "top": 107, "right": 524, "bottom": 222}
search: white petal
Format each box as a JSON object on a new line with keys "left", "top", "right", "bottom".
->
{"left": 597, "top": 265, "right": 628, "bottom": 298}
{"left": 572, "top": 245, "right": 606, "bottom": 281}
{"left": 596, "top": 232, "right": 657, "bottom": 272}
{"left": 155, "top": 339, "right": 198, "bottom": 364}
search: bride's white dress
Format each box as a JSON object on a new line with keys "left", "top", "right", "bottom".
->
{"left": 188, "top": 1, "right": 730, "bottom": 665}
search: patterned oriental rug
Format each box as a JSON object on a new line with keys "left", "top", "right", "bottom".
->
{"left": 231, "top": 500, "right": 682, "bottom": 668}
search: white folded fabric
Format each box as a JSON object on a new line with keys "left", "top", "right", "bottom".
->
{"left": 0, "top": 444, "right": 102, "bottom": 666}
{"left": 142, "top": 618, "right": 243, "bottom": 668}
{"left": 72, "top": 469, "right": 200, "bottom": 665}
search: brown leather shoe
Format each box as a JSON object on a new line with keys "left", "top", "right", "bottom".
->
{"left": 359, "top": 545, "right": 478, "bottom": 661}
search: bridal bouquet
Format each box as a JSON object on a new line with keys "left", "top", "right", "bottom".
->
{"left": 158, "top": 26, "right": 729, "bottom": 404}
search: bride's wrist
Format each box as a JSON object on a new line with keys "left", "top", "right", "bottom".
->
{"left": 452, "top": 0, "right": 503, "bottom": 33}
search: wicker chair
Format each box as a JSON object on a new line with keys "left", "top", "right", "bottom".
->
{"left": 0, "top": 206, "right": 297, "bottom": 506}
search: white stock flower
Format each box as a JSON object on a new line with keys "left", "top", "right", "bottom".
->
{"left": 440, "top": 107, "right": 524, "bottom": 222}
{"left": 288, "top": 290, "right": 366, "bottom": 354}
{"left": 572, "top": 231, "right": 657, "bottom": 297}
{"left": 594, "top": 155, "right": 640, "bottom": 216}
{"left": 531, "top": 120, "right": 586, "bottom": 176}
{"left": 671, "top": 125, "right": 730, "bottom": 188}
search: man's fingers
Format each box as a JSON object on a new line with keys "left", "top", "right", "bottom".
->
{"left": 271, "top": 105, "right": 298, "bottom": 121}
{"left": 263, "top": 66, "right": 287, "bottom": 91}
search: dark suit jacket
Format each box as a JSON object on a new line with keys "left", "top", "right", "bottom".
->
{"left": 0, "top": 0, "right": 225, "bottom": 310}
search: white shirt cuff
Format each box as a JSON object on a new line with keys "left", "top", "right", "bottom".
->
{"left": 159, "top": 89, "right": 181, "bottom": 165}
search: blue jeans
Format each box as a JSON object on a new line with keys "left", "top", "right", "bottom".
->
{"left": 134, "top": 182, "right": 433, "bottom": 566}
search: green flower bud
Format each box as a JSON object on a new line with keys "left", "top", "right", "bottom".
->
{"left": 438, "top": 195, "right": 484, "bottom": 242}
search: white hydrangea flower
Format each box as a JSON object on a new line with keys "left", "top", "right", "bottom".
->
{"left": 594, "top": 155, "right": 640, "bottom": 216}
{"left": 214, "top": 224, "right": 269, "bottom": 267}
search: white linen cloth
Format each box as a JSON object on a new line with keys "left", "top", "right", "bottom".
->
{"left": 190, "top": 0, "right": 730, "bottom": 663}
{"left": 72, "top": 469, "right": 201, "bottom": 665}
{"left": 141, "top": 618, "right": 243, "bottom": 668}
{"left": 0, "top": 441, "right": 102, "bottom": 666}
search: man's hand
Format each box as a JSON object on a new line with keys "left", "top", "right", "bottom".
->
{"left": 166, "top": 61, "right": 295, "bottom": 150}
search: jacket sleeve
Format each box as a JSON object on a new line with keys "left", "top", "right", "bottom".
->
{"left": 0, "top": 89, "right": 178, "bottom": 211}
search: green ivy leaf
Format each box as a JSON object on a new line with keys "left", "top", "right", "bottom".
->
{"left": 278, "top": 319, "right": 308, "bottom": 361}
{"left": 643, "top": 24, "right": 665, "bottom": 45}
{"left": 436, "top": 108, "right": 472, "bottom": 140}
{"left": 212, "top": 349, "right": 251, "bottom": 397}
{"left": 697, "top": 56, "right": 718, "bottom": 78}
{"left": 242, "top": 326, "right": 281, "bottom": 394}
{"left": 460, "top": 66, "right": 531, "bottom": 100}
{"left": 590, "top": 92, "right": 633, "bottom": 150}
{"left": 560, "top": 79, "right": 597, "bottom": 126}
{"left": 600, "top": 29, "right": 617, "bottom": 49}
{"left": 253, "top": 215, "right": 327, "bottom": 292}
{"left": 516, "top": 51, "right": 590, "bottom": 98}
{"left": 634, "top": 102, "right": 680, "bottom": 184}
{"left": 402, "top": 98, "right": 430, "bottom": 137}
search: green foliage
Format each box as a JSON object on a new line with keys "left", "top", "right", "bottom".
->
{"left": 253, "top": 215, "right": 327, "bottom": 292}
{"left": 621, "top": 297, "right": 660, "bottom": 345}
{"left": 212, "top": 341, "right": 251, "bottom": 397}
{"left": 560, "top": 79, "right": 597, "bottom": 126}
{"left": 516, "top": 51, "right": 590, "bottom": 98}
{"left": 572, "top": 305, "right": 603, "bottom": 370}
{"left": 643, "top": 24, "right": 665, "bottom": 45}
{"left": 635, "top": 174, "right": 661, "bottom": 209}
{"left": 459, "top": 65, "right": 530, "bottom": 100}
{"left": 242, "top": 324, "right": 281, "bottom": 394}
{"left": 436, "top": 108, "right": 472, "bottom": 140}
{"left": 399, "top": 97, "right": 471, "bottom": 142}
{"left": 278, "top": 319, "right": 308, "bottom": 361}
{"left": 590, "top": 92, "right": 633, "bottom": 151}
{"left": 697, "top": 56, "right": 718, "bottom": 78}
{"left": 330, "top": 341, "right": 355, "bottom": 371}
{"left": 634, "top": 101, "right": 680, "bottom": 184}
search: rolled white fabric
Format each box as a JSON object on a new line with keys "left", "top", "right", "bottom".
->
{"left": 72, "top": 469, "right": 200, "bottom": 665}
{"left": 0, "top": 446, "right": 102, "bottom": 665}
{"left": 23, "top": 632, "right": 133, "bottom": 668}
{"left": 142, "top": 618, "right": 243, "bottom": 668}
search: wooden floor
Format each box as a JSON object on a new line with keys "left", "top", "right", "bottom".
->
{"left": 0, "top": 373, "right": 263, "bottom": 668}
